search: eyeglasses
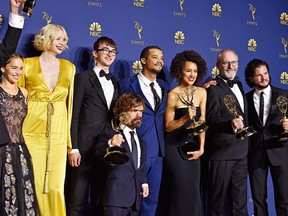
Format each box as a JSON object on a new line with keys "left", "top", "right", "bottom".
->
{"left": 221, "top": 61, "right": 238, "bottom": 67}
{"left": 96, "top": 47, "right": 118, "bottom": 56}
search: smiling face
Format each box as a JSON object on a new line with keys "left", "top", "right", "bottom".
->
{"left": 1, "top": 57, "right": 24, "bottom": 84}
{"left": 217, "top": 50, "right": 239, "bottom": 80}
{"left": 180, "top": 61, "right": 198, "bottom": 86}
{"left": 92, "top": 42, "right": 117, "bottom": 68}
{"left": 48, "top": 28, "right": 68, "bottom": 55}
{"left": 141, "top": 48, "right": 164, "bottom": 75}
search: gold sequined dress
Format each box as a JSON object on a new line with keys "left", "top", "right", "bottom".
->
{"left": 0, "top": 87, "right": 38, "bottom": 216}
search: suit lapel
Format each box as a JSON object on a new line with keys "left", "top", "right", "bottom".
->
{"left": 130, "top": 76, "right": 154, "bottom": 112}
{"left": 247, "top": 90, "right": 263, "bottom": 128}
{"left": 88, "top": 69, "right": 108, "bottom": 109}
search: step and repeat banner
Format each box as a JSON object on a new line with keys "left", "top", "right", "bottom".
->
{"left": 1, "top": 0, "right": 287, "bottom": 214}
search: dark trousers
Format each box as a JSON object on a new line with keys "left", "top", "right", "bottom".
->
{"left": 207, "top": 158, "right": 248, "bottom": 216}
{"left": 249, "top": 160, "right": 288, "bottom": 216}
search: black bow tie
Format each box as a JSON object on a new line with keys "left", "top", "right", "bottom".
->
{"left": 99, "top": 70, "right": 112, "bottom": 80}
{"left": 220, "top": 75, "right": 239, "bottom": 88}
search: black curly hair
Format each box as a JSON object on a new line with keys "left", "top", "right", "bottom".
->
{"left": 170, "top": 50, "right": 207, "bottom": 86}
{"left": 244, "top": 58, "right": 271, "bottom": 88}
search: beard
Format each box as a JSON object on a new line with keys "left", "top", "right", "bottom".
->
{"left": 130, "top": 117, "right": 143, "bottom": 129}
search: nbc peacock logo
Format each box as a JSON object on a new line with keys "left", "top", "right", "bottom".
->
{"left": 280, "top": 13, "right": 288, "bottom": 25}
{"left": 132, "top": 61, "right": 143, "bottom": 74}
{"left": 90, "top": 22, "right": 102, "bottom": 37}
{"left": 42, "top": 12, "right": 52, "bottom": 25}
{"left": 280, "top": 72, "right": 288, "bottom": 84}
{"left": 212, "top": 4, "right": 222, "bottom": 17}
{"left": 174, "top": 31, "right": 185, "bottom": 45}
{"left": 134, "top": 0, "right": 145, "bottom": 7}
{"left": 248, "top": 39, "right": 257, "bottom": 52}
{"left": 211, "top": 67, "right": 219, "bottom": 79}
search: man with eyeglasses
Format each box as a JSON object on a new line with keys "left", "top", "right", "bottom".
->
{"left": 66, "top": 36, "right": 121, "bottom": 216}
{"left": 204, "top": 49, "right": 249, "bottom": 215}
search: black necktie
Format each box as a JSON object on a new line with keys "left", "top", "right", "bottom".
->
{"left": 150, "top": 82, "right": 161, "bottom": 112}
{"left": 99, "top": 70, "right": 112, "bottom": 80}
{"left": 129, "top": 131, "right": 138, "bottom": 169}
{"left": 259, "top": 91, "right": 264, "bottom": 125}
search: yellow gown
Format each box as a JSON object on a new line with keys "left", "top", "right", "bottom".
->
{"left": 19, "top": 57, "right": 75, "bottom": 216}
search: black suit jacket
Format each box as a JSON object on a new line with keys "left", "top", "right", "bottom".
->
{"left": 71, "top": 68, "right": 120, "bottom": 153}
{"left": 205, "top": 76, "right": 249, "bottom": 160}
{"left": 246, "top": 86, "right": 288, "bottom": 168}
{"left": 0, "top": 25, "right": 22, "bottom": 145}
{"left": 95, "top": 125, "right": 147, "bottom": 211}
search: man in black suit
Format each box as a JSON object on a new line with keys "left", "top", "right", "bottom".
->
{"left": 244, "top": 58, "right": 288, "bottom": 216}
{"left": 205, "top": 49, "right": 249, "bottom": 216}
{"left": 95, "top": 93, "right": 148, "bottom": 216}
{"left": 66, "top": 36, "right": 120, "bottom": 215}
{"left": 0, "top": 0, "right": 25, "bottom": 69}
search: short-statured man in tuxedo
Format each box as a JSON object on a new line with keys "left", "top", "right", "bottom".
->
{"left": 205, "top": 49, "right": 249, "bottom": 216}
{"left": 119, "top": 46, "right": 167, "bottom": 216}
{"left": 95, "top": 93, "right": 148, "bottom": 216}
{"left": 66, "top": 36, "right": 120, "bottom": 215}
{"left": 245, "top": 59, "right": 288, "bottom": 216}
{"left": 0, "top": 0, "right": 25, "bottom": 68}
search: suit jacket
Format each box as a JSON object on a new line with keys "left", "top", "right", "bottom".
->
{"left": 205, "top": 76, "right": 249, "bottom": 160}
{"left": 71, "top": 68, "right": 120, "bottom": 153}
{"left": 246, "top": 86, "right": 288, "bottom": 168}
{"left": 0, "top": 25, "right": 22, "bottom": 144}
{"left": 94, "top": 125, "right": 147, "bottom": 211}
{"left": 119, "top": 75, "right": 168, "bottom": 157}
{"left": 0, "top": 25, "right": 22, "bottom": 67}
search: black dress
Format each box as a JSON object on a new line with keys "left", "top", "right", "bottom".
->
{"left": 0, "top": 87, "right": 38, "bottom": 216}
{"left": 158, "top": 107, "right": 201, "bottom": 216}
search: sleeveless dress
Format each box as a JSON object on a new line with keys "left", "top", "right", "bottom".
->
{"left": 0, "top": 87, "right": 38, "bottom": 216}
{"left": 158, "top": 107, "right": 202, "bottom": 216}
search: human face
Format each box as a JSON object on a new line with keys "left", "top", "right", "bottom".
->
{"left": 49, "top": 28, "right": 67, "bottom": 55}
{"left": 252, "top": 65, "right": 270, "bottom": 90}
{"left": 180, "top": 61, "right": 198, "bottom": 86}
{"left": 1, "top": 58, "right": 24, "bottom": 84}
{"left": 217, "top": 50, "right": 238, "bottom": 80}
{"left": 93, "top": 43, "right": 117, "bottom": 68}
{"left": 141, "top": 48, "right": 164, "bottom": 74}
{"left": 126, "top": 105, "right": 144, "bottom": 129}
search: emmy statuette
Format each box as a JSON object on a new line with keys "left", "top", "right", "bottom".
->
{"left": 177, "top": 85, "right": 208, "bottom": 135}
{"left": 276, "top": 96, "right": 288, "bottom": 145}
{"left": 103, "top": 115, "right": 129, "bottom": 166}
{"left": 21, "top": 0, "right": 36, "bottom": 17}
{"left": 224, "top": 95, "right": 256, "bottom": 141}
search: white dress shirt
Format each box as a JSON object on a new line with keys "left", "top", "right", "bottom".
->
{"left": 253, "top": 85, "right": 272, "bottom": 126}
{"left": 137, "top": 72, "right": 162, "bottom": 111}
{"left": 94, "top": 66, "right": 114, "bottom": 110}
{"left": 9, "top": 12, "right": 24, "bottom": 29}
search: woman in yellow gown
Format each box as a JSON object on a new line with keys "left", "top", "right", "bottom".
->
{"left": 19, "top": 24, "right": 75, "bottom": 216}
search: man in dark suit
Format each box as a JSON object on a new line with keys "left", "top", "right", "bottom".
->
{"left": 244, "top": 58, "right": 288, "bottom": 216}
{"left": 205, "top": 49, "right": 249, "bottom": 216}
{"left": 66, "top": 36, "right": 120, "bottom": 215}
{"left": 95, "top": 93, "right": 148, "bottom": 216}
{"left": 119, "top": 46, "right": 167, "bottom": 216}
{"left": 0, "top": 0, "right": 25, "bottom": 69}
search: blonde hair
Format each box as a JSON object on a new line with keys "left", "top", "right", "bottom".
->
{"left": 33, "top": 24, "right": 69, "bottom": 51}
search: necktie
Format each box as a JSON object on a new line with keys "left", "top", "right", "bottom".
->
{"left": 150, "top": 82, "right": 161, "bottom": 112}
{"left": 259, "top": 91, "right": 264, "bottom": 125}
{"left": 129, "top": 131, "right": 138, "bottom": 169}
{"left": 99, "top": 69, "right": 112, "bottom": 80}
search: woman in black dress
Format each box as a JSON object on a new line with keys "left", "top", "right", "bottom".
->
{"left": 159, "top": 50, "right": 207, "bottom": 216}
{"left": 0, "top": 53, "right": 38, "bottom": 216}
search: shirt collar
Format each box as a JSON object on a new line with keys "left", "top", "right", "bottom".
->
{"left": 255, "top": 85, "right": 271, "bottom": 96}
{"left": 138, "top": 72, "right": 156, "bottom": 87}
